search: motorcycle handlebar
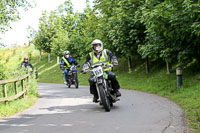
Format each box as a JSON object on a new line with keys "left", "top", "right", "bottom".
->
{"left": 103, "top": 64, "right": 113, "bottom": 69}
{"left": 64, "top": 65, "right": 77, "bottom": 69}
{"left": 81, "top": 64, "right": 113, "bottom": 74}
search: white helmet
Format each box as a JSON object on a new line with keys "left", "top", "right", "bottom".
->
{"left": 91, "top": 39, "right": 103, "bottom": 53}
{"left": 63, "top": 50, "right": 70, "bottom": 55}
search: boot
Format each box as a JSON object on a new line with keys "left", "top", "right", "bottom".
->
{"left": 115, "top": 89, "right": 121, "bottom": 97}
{"left": 65, "top": 80, "right": 69, "bottom": 85}
{"left": 93, "top": 94, "right": 99, "bottom": 103}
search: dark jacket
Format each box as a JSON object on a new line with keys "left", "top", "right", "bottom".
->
{"left": 21, "top": 61, "right": 34, "bottom": 70}
{"left": 60, "top": 56, "right": 78, "bottom": 70}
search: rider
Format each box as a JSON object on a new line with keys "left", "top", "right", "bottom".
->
{"left": 60, "top": 50, "right": 80, "bottom": 85}
{"left": 21, "top": 57, "right": 34, "bottom": 71}
{"left": 81, "top": 39, "right": 121, "bottom": 103}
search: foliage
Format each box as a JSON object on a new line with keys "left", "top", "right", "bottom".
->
{"left": 136, "top": 0, "right": 200, "bottom": 64}
{"left": 0, "top": 0, "right": 35, "bottom": 33}
{"left": 0, "top": 52, "right": 6, "bottom": 80}
{"left": 94, "top": 0, "right": 146, "bottom": 59}
{"left": 0, "top": 64, "right": 6, "bottom": 80}
{"left": 26, "top": 26, "right": 37, "bottom": 45}
{"left": 0, "top": 45, "right": 38, "bottom": 118}
{"left": 33, "top": 11, "right": 54, "bottom": 53}
{"left": 32, "top": 0, "right": 100, "bottom": 59}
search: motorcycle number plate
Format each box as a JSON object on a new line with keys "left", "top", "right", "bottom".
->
{"left": 93, "top": 67, "right": 103, "bottom": 77}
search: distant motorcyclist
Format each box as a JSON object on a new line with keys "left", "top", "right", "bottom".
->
{"left": 60, "top": 50, "right": 80, "bottom": 85}
{"left": 21, "top": 57, "right": 34, "bottom": 71}
{"left": 81, "top": 39, "right": 121, "bottom": 103}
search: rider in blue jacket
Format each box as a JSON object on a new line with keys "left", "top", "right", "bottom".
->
{"left": 60, "top": 51, "right": 80, "bottom": 84}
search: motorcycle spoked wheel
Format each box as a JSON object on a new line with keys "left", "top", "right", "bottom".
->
{"left": 105, "top": 80, "right": 114, "bottom": 107}
{"left": 98, "top": 85, "right": 110, "bottom": 112}
{"left": 73, "top": 73, "right": 79, "bottom": 89}
{"left": 75, "top": 79, "right": 78, "bottom": 88}
{"left": 68, "top": 81, "right": 71, "bottom": 88}
{"left": 68, "top": 75, "right": 72, "bottom": 88}
{"left": 68, "top": 84, "right": 71, "bottom": 88}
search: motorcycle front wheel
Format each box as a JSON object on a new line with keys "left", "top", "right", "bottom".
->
{"left": 98, "top": 85, "right": 110, "bottom": 112}
{"left": 74, "top": 73, "right": 79, "bottom": 89}
{"left": 68, "top": 77, "right": 71, "bottom": 88}
{"left": 68, "top": 83, "right": 71, "bottom": 88}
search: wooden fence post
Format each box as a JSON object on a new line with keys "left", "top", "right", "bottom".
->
{"left": 3, "top": 84, "right": 8, "bottom": 105}
{"left": 21, "top": 80, "right": 25, "bottom": 98}
{"left": 0, "top": 74, "right": 30, "bottom": 103}
{"left": 14, "top": 82, "right": 18, "bottom": 95}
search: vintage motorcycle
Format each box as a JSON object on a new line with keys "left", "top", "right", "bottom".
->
{"left": 83, "top": 63, "right": 119, "bottom": 112}
{"left": 63, "top": 65, "right": 79, "bottom": 88}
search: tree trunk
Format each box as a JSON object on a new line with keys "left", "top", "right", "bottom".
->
{"left": 166, "top": 61, "right": 171, "bottom": 74}
{"left": 128, "top": 56, "right": 132, "bottom": 73}
{"left": 39, "top": 50, "right": 42, "bottom": 62}
{"left": 198, "top": 46, "right": 200, "bottom": 68}
{"left": 146, "top": 56, "right": 149, "bottom": 74}
{"left": 198, "top": 58, "right": 200, "bottom": 68}
{"left": 48, "top": 53, "right": 50, "bottom": 63}
{"left": 57, "top": 56, "right": 60, "bottom": 64}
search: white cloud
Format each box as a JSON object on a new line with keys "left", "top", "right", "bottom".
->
{"left": 1, "top": 0, "right": 93, "bottom": 46}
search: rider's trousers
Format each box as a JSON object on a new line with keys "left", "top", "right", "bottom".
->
{"left": 64, "top": 69, "right": 77, "bottom": 81}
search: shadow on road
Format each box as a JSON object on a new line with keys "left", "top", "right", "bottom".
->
{"left": 0, "top": 102, "right": 119, "bottom": 133}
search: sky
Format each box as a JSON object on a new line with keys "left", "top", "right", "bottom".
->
{"left": 0, "top": 0, "right": 93, "bottom": 47}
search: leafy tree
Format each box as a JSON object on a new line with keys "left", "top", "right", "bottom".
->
{"left": 67, "top": 2, "right": 102, "bottom": 59}
{"left": 94, "top": 0, "right": 146, "bottom": 72}
{"left": 0, "top": 0, "right": 34, "bottom": 33}
{"left": 31, "top": 0, "right": 200, "bottom": 73}
{"left": 34, "top": 11, "right": 55, "bottom": 53}
{"left": 27, "top": 26, "right": 37, "bottom": 44}
{"left": 137, "top": 0, "right": 200, "bottom": 71}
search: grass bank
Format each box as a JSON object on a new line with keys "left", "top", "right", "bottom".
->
{"left": 0, "top": 45, "right": 39, "bottom": 119}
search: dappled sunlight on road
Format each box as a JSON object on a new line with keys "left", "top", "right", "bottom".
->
{"left": 60, "top": 97, "right": 92, "bottom": 106}
{"left": 37, "top": 97, "right": 94, "bottom": 114}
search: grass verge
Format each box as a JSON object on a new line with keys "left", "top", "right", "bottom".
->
{"left": 0, "top": 97, "right": 37, "bottom": 118}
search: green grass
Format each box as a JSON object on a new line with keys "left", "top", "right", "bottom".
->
{"left": 32, "top": 53, "right": 200, "bottom": 132}
{"left": 0, "top": 97, "right": 37, "bottom": 118}
{"left": 31, "top": 51, "right": 90, "bottom": 85}
{"left": 0, "top": 74, "right": 38, "bottom": 119}
{"left": 115, "top": 64, "right": 200, "bottom": 133}
{"left": 0, "top": 45, "right": 39, "bottom": 119}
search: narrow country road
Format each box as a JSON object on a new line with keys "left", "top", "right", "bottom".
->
{"left": 0, "top": 83, "right": 185, "bottom": 133}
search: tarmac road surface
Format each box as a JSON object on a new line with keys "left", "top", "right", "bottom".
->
{"left": 0, "top": 83, "right": 185, "bottom": 133}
